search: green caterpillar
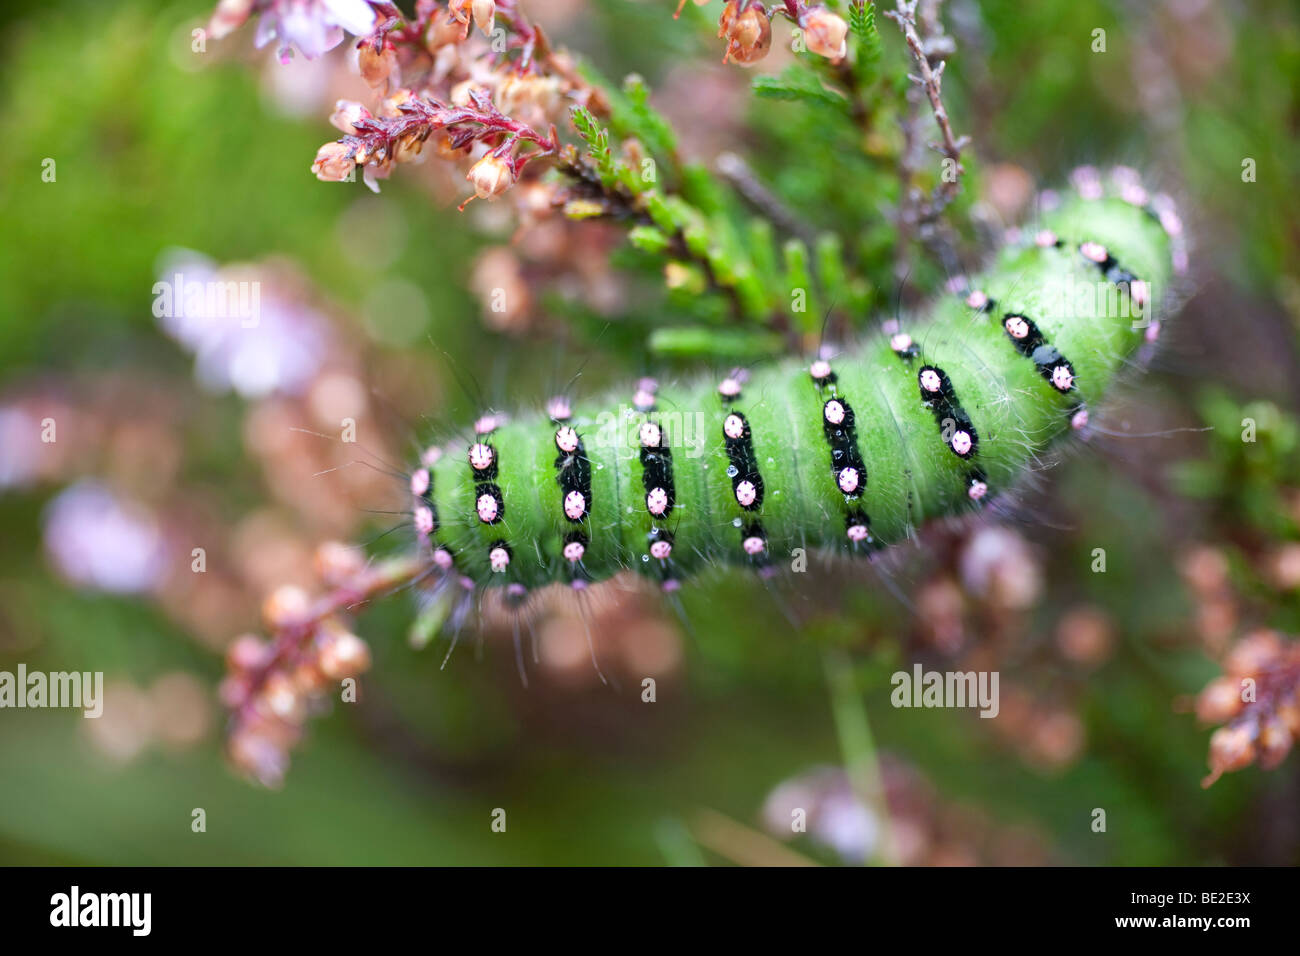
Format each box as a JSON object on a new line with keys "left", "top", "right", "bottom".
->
{"left": 408, "top": 170, "right": 1184, "bottom": 605}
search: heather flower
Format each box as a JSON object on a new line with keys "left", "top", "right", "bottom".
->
{"left": 43, "top": 481, "right": 169, "bottom": 595}
{"left": 1199, "top": 632, "right": 1300, "bottom": 785}
{"left": 467, "top": 152, "right": 514, "bottom": 200}
{"left": 328, "top": 99, "right": 372, "bottom": 134}
{"left": 222, "top": 547, "right": 412, "bottom": 787}
{"left": 719, "top": 1, "right": 772, "bottom": 66}
{"left": 211, "top": 0, "right": 380, "bottom": 62}
{"left": 762, "top": 767, "right": 879, "bottom": 863}
{"left": 800, "top": 5, "right": 848, "bottom": 62}
{"left": 312, "top": 140, "right": 358, "bottom": 180}
{"left": 472, "top": 0, "right": 496, "bottom": 36}
{"left": 958, "top": 526, "right": 1042, "bottom": 610}
{"left": 357, "top": 39, "right": 397, "bottom": 89}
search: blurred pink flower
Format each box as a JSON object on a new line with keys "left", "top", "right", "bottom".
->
{"left": 762, "top": 766, "right": 880, "bottom": 863}
{"left": 43, "top": 481, "right": 169, "bottom": 594}
{"left": 213, "top": 0, "right": 380, "bottom": 62}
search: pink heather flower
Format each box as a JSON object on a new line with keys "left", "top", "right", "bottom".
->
{"left": 236, "top": 0, "right": 381, "bottom": 62}
{"left": 466, "top": 154, "right": 514, "bottom": 200}
{"left": 43, "top": 482, "right": 169, "bottom": 595}
{"left": 762, "top": 767, "right": 879, "bottom": 864}
{"left": 801, "top": 6, "right": 849, "bottom": 62}
{"left": 328, "top": 99, "right": 372, "bottom": 135}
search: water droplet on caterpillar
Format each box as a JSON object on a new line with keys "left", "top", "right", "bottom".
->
{"left": 726, "top": 464, "right": 738, "bottom": 478}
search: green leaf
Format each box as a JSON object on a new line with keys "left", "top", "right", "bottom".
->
{"left": 850, "top": 0, "right": 883, "bottom": 68}
{"left": 648, "top": 326, "right": 785, "bottom": 360}
{"left": 628, "top": 225, "right": 672, "bottom": 254}
{"left": 752, "top": 68, "right": 852, "bottom": 112}
{"left": 569, "top": 104, "right": 634, "bottom": 193}
{"left": 619, "top": 73, "right": 679, "bottom": 162}
{"left": 643, "top": 192, "right": 678, "bottom": 233}
{"left": 783, "top": 238, "right": 817, "bottom": 333}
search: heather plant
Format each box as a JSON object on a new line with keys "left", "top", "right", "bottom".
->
{"left": 198, "top": 0, "right": 1202, "bottom": 790}
{"left": 1, "top": 0, "right": 1299, "bottom": 866}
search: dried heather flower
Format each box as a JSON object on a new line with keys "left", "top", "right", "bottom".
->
{"left": 472, "top": 0, "right": 496, "bottom": 36}
{"left": 311, "top": 140, "right": 358, "bottom": 180}
{"left": 1200, "top": 632, "right": 1300, "bottom": 785}
{"left": 329, "top": 99, "right": 372, "bottom": 134}
{"left": 1207, "top": 724, "right": 1256, "bottom": 778}
{"left": 313, "top": 540, "right": 367, "bottom": 587}
{"left": 1055, "top": 606, "right": 1115, "bottom": 667}
{"left": 262, "top": 584, "right": 312, "bottom": 629}
{"left": 316, "top": 624, "right": 371, "bottom": 679}
{"left": 800, "top": 5, "right": 848, "bottom": 62}
{"left": 1196, "top": 676, "right": 1245, "bottom": 724}
{"left": 226, "top": 633, "right": 273, "bottom": 672}
{"left": 467, "top": 152, "right": 515, "bottom": 200}
{"left": 719, "top": 1, "right": 772, "bottom": 66}
{"left": 1257, "top": 715, "right": 1293, "bottom": 769}
{"left": 1223, "top": 629, "right": 1283, "bottom": 677}
{"left": 222, "top": 552, "right": 419, "bottom": 786}
{"left": 357, "top": 38, "right": 398, "bottom": 89}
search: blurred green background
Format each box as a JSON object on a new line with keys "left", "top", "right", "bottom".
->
{"left": 1, "top": 0, "right": 1298, "bottom": 865}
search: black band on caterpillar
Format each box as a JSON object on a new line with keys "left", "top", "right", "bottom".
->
{"left": 845, "top": 509, "right": 876, "bottom": 549}
{"left": 562, "top": 530, "right": 590, "bottom": 587}
{"left": 633, "top": 379, "right": 682, "bottom": 591}
{"left": 722, "top": 410, "right": 765, "bottom": 512}
{"left": 741, "top": 520, "right": 770, "bottom": 569}
{"left": 553, "top": 423, "right": 592, "bottom": 524}
{"left": 916, "top": 364, "right": 979, "bottom": 461}
{"left": 719, "top": 372, "right": 770, "bottom": 566}
{"left": 471, "top": 416, "right": 506, "bottom": 527}
{"left": 1079, "top": 240, "right": 1150, "bottom": 313}
{"left": 488, "top": 538, "right": 512, "bottom": 574}
{"left": 964, "top": 290, "right": 998, "bottom": 314}
{"left": 1001, "top": 313, "right": 1079, "bottom": 395}
{"left": 636, "top": 381, "right": 676, "bottom": 522}
{"left": 547, "top": 398, "right": 589, "bottom": 587}
{"left": 888, "top": 332, "right": 990, "bottom": 503}
{"left": 813, "top": 375, "right": 868, "bottom": 501}
{"left": 811, "top": 358, "right": 878, "bottom": 545}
